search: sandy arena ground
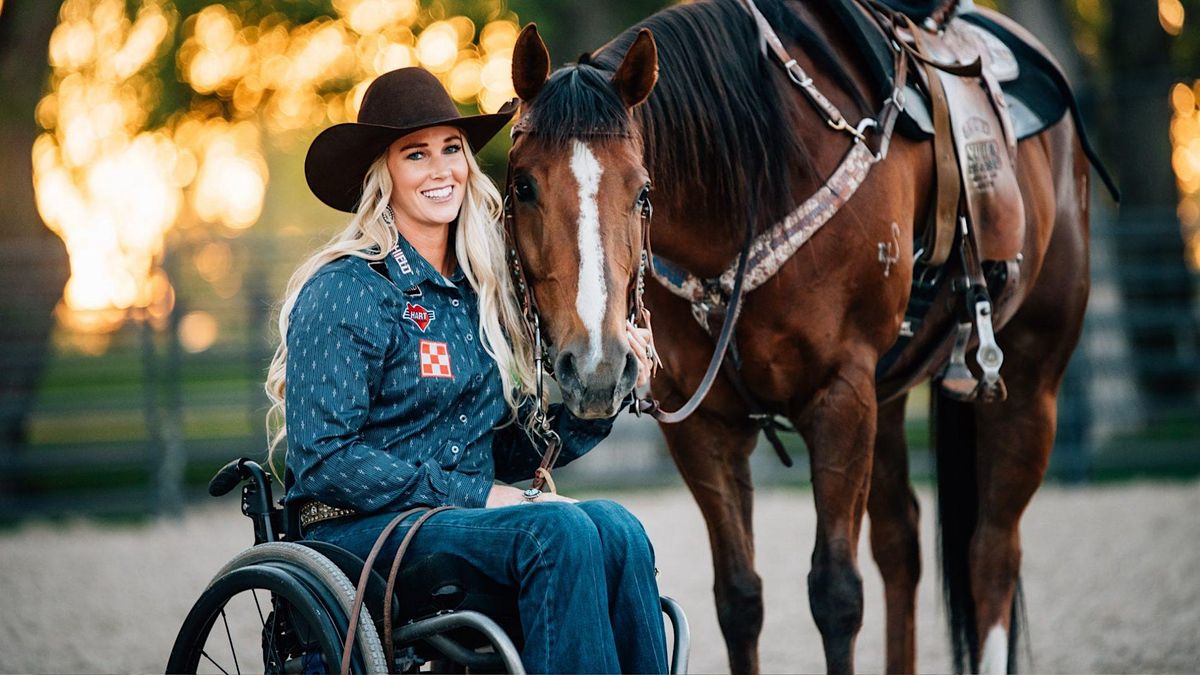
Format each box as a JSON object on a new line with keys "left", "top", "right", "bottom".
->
{"left": 1, "top": 480, "right": 1198, "bottom": 673}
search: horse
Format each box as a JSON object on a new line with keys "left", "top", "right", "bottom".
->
{"left": 503, "top": 0, "right": 1094, "bottom": 672}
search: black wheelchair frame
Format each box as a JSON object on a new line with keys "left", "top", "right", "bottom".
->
{"left": 166, "top": 458, "right": 690, "bottom": 674}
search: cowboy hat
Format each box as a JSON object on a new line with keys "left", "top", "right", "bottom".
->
{"left": 305, "top": 67, "right": 517, "bottom": 213}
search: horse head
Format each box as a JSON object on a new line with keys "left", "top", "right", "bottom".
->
{"left": 507, "top": 24, "right": 658, "bottom": 419}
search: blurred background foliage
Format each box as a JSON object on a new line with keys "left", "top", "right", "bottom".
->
{"left": 0, "top": 0, "right": 1196, "bottom": 519}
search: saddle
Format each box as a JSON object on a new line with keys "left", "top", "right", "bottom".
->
{"left": 858, "top": 0, "right": 1026, "bottom": 266}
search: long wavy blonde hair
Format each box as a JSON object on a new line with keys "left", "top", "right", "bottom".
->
{"left": 264, "top": 141, "right": 535, "bottom": 475}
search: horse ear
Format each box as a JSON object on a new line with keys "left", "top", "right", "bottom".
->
{"left": 512, "top": 23, "right": 550, "bottom": 102}
{"left": 611, "top": 28, "right": 658, "bottom": 108}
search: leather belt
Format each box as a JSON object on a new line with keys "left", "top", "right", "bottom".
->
{"left": 299, "top": 500, "right": 358, "bottom": 529}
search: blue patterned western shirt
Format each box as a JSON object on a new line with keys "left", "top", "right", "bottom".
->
{"left": 283, "top": 234, "right": 615, "bottom": 512}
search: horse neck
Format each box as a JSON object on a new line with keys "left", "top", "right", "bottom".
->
{"left": 628, "top": 0, "right": 878, "bottom": 274}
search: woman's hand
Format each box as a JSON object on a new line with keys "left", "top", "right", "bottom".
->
{"left": 625, "top": 320, "right": 658, "bottom": 389}
{"left": 486, "top": 484, "right": 577, "bottom": 507}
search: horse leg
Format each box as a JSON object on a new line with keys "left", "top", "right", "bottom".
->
{"left": 867, "top": 392, "right": 920, "bottom": 674}
{"left": 798, "top": 361, "right": 878, "bottom": 674}
{"left": 659, "top": 413, "right": 763, "bottom": 674}
{"left": 937, "top": 132, "right": 1089, "bottom": 673}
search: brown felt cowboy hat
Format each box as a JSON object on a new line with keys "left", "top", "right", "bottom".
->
{"left": 305, "top": 67, "right": 517, "bottom": 213}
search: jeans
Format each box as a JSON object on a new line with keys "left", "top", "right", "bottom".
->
{"left": 306, "top": 499, "right": 669, "bottom": 674}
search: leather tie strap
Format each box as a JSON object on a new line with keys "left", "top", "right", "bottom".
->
{"left": 381, "top": 505, "right": 458, "bottom": 668}
{"left": 340, "top": 507, "right": 426, "bottom": 675}
{"left": 899, "top": 12, "right": 962, "bottom": 267}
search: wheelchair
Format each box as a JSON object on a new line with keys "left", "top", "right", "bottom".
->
{"left": 167, "top": 459, "right": 691, "bottom": 674}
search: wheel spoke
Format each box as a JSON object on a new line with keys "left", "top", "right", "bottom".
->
{"left": 263, "top": 599, "right": 281, "bottom": 670}
{"left": 252, "top": 590, "right": 266, "bottom": 626}
{"left": 200, "top": 649, "right": 232, "bottom": 675}
{"left": 219, "top": 608, "right": 241, "bottom": 675}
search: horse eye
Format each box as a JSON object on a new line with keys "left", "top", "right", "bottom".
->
{"left": 636, "top": 184, "right": 651, "bottom": 208}
{"left": 513, "top": 176, "right": 536, "bottom": 203}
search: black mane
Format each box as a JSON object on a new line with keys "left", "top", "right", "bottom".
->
{"left": 575, "top": 0, "right": 868, "bottom": 231}
{"left": 520, "top": 63, "right": 634, "bottom": 146}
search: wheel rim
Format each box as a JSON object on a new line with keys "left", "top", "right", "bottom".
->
{"left": 168, "top": 565, "right": 344, "bottom": 674}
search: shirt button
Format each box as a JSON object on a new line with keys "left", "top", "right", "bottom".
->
{"left": 451, "top": 445, "right": 460, "bottom": 454}
{"left": 465, "top": 334, "right": 473, "bottom": 342}
{"left": 451, "top": 299, "right": 460, "bottom": 307}
{"left": 459, "top": 414, "right": 468, "bottom": 423}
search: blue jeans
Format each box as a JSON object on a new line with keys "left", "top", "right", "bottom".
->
{"left": 306, "top": 499, "right": 668, "bottom": 674}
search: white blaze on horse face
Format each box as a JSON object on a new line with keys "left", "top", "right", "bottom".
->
{"left": 979, "top": 624, "right": 1008, "bottom": 674}
{"left": 570, "top": 139, "right": 607, "bottom": 374}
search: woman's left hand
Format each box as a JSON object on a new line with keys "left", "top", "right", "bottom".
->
{"left": 625, "top": 320, "right": 658, "bottom": 389}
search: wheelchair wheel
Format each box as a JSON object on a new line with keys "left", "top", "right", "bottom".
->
{"left": 167, "top": 542, "right": 388, "bottom": 674}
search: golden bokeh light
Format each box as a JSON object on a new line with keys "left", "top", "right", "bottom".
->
{"left": 1172, "top": 79, "right": 1200, "bottom": 270}
{"left": 36, "top": 0, "right": 521, "bottom": 341}
{"left": 1159, "top": 0, "right": 1186, "bottom": 36}
{"left": 179, "top": 311, "right": 219, "bottom": 353}
{"left": 416, "top": 21, "right": 459, "bottom": 73}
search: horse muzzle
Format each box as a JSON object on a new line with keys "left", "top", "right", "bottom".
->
{"left": 553, "top": 340, "right": 639, "bottom": 419}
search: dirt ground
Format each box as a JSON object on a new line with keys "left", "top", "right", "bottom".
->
{"left": 1, "top": 480, "right": 1197, "bottom": 673}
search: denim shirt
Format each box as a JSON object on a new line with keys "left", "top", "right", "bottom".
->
{"left": 283, "top": 234, "right": 615, "bottom": 512}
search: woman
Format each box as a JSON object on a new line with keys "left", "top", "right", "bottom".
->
{"left": 264, "top": 67, "right": 667, "bottom": 674}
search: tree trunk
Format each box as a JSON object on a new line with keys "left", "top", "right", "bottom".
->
{"left": 0, "top": 1, "right": 70, "bottom": 505}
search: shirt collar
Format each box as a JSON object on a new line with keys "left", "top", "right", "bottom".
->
{"left": 384, "top": 233, "right": 464, "bottom": 290}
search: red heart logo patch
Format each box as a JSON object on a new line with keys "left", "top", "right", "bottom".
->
{"left": 403, "top": 302, "right": 435, "bottom": 332}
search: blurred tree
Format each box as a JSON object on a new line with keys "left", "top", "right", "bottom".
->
{"left": 1102, "top": 0, "right": 1199, "bottom": 403}
{"left": 0, "top": 1, "right": 72, "bottom": 502}
{"left": 0, "top": 0, "right": 525, "bottom": 511}
{"left": 508, "top": 0, "right": 670, "bottom": 64}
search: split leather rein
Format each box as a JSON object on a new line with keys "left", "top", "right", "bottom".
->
{"left": 503, "top": 0, "right": 914, "bottom": 491}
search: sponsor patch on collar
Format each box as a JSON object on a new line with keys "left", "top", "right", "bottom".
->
{"left": 419, "top": 340, "right": 453, "bottom": 379}
{"left": 391, "top": 245, "right": 413, "bottom": 275}
{"left": 403, "top": 302, "right": 435, "bottom": 332}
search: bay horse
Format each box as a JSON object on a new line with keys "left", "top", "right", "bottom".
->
{"left": 503, "top": 0, "right": 1093, "bottom": 672}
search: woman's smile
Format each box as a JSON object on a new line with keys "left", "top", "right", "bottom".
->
{"left": 420, "top": 185, "right": 454, "bottom": 202}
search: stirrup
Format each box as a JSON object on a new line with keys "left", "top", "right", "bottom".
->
{"left": 939, "top": 321, "right": 979, "bottom": 400}
{"left": 970, "top": 291, "right": 1007, "bottom": 402}
{"left": 938, "top": 292, "right": 1008, "bottom": 403}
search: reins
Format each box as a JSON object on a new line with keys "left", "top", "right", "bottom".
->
{"left": 503, "top": 0, "right": 914, "bottom": 480}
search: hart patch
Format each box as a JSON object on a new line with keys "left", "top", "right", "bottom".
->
{"left": 403, "top": 302, "right": 435, "bottom": 332}
{"left": 419, "top": 340, "right": 453, "bottom": 379}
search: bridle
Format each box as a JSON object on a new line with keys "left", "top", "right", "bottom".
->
{"left": 503, "top": 0, "right": 912, "bottom": 487}
{"left": 501, "top": 147, "right": 656, "bottom": 489}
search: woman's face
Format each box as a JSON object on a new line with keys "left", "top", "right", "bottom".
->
{"left": 386, "top": 125, "right": 469, "bottom": 230}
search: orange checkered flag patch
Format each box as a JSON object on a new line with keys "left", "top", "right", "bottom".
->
{"left": 419, "top": 340, "right": 453, "bottom": 379}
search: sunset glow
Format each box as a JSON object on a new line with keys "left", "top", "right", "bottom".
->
{"left": 35, "top": 0, "right": 520, "bottom": 338}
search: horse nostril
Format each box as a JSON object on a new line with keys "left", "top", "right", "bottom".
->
{"left": 555, "top": 351, "right": 579, "bottom": 388}
{"left": 621, "top": 350, "right": 639, "bottom": 388}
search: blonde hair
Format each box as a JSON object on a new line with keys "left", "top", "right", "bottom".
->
{"left": 264, "top": 143, "right": 536, "bottom": 475}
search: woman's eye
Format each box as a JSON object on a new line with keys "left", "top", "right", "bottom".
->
{"left": 444, "top": 144, "right": 462, "bottom": 154}
{"left": 513, "top": 176, "right": 536, "bottom": 203}
{"left": 406, "top": 151, "right": 426, "bottom": 161}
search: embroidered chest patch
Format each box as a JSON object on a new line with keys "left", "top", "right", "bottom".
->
{"left": 403, "top": 302, "right": 436, "bottom": 332}
{"left": 419, "top": 340, "right": 453, "bottom": 379}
